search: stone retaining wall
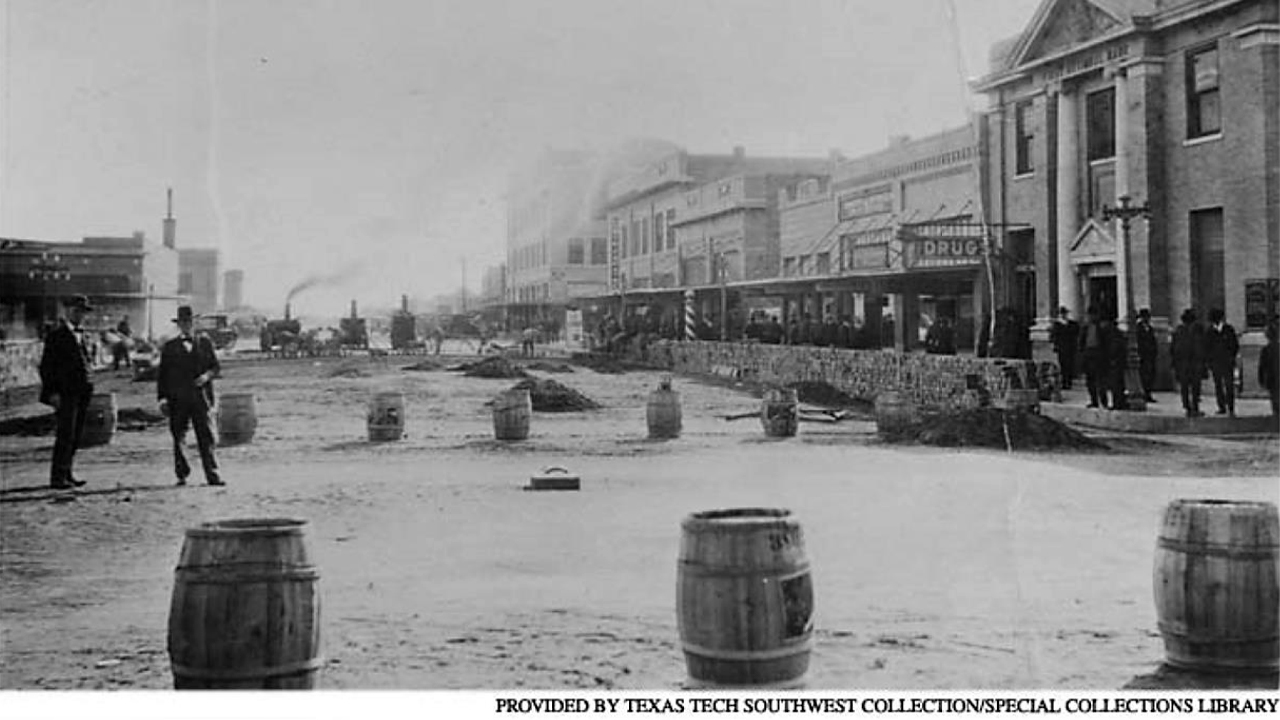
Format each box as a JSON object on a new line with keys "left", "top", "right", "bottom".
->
{"left": 1, "top": 340, "right": 41, "bottom": 391}
{"left": 633, "top": 340, "right": 1052, "bottom": 410}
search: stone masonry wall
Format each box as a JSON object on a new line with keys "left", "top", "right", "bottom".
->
{"left": 635, "top": 340, "right": 1048, "bottom": 410}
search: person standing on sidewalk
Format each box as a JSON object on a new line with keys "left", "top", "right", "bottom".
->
{"left": 1204, "top": 308, "right": 1240, "bottom": 417}
{"left": 1050, "top": 307, "right": 1079, "bottom": 390}
{"left": 1170, "top": 308, "right": 1205, "bottom": 418}
{"left": 1135, "top": 308, "right": 1158, "bottom": 403}
{"left": 38, "top": 295, "right": 95, "bottom": 489}
{"left": 1259, "top": 320, "right": 1279, "bottom": 417}
{"left": 158, "top": 306, "right": 223, "bottom": 486}
{"left": 1079, "top": 306, "right": 1111, "bottom": 408}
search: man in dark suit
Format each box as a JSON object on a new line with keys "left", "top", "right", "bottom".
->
{"left": 38, "top": 295, "right": 95, "bottom": 489}
{"left": 1204, "top": 307, "right": 1240, "bottom": 417}
{"left": 1135, "top": 308, "right": 1158, "bottom": 402}
{"left": 1050, "top": 307, "right": 1079, "bottom": 389}
{"left": 158, "top": 306, "right": 223, "bottom": 486}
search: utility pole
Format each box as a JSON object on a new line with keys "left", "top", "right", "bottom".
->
{"left": 1102, "top": 194, "right": 1150, "bottom": 411}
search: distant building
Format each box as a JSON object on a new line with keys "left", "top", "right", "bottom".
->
{"left": 506, "top": 149, "right": 609, "bottom": 331}
{"left": 478, "top": 263, "right": 506, "bottom": 326}
{"left": 0, "top": 232, "right": 181, "bottom": 340}
{"left": 179, "top": 248, "right": 220, "bottom": 314}
{"left": 222, "top": 269, "right": 244, "bottom": 311}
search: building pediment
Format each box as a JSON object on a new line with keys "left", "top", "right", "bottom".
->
{"left": 1012, "top": 0, "right": 1126, "bottom": 68}
{"left": 1069, "top": 218, "right": 1116, "bottom": 264}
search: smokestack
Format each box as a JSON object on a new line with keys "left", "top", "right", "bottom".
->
{"left": 284, "top": 302, "right": 292, "bottom": 321}
{"left": 350, "top": 299, "right": 358, "bottom": 319}
{"left": 401, "top": 294, "right": 409, "bottom": 313}
{"left": 163, "top": 188, "right": 176, "bottom": 249}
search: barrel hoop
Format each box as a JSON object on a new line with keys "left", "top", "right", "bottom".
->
{"left": 682, "top": 639, "right": 812, "bottom": 662}
{"left": 170, "top": 656, "right": 324, "bottom": 681}
{"left": 678, "top": 562, "right": 810, "bottom": 579}
{"left": 1156, "top": 538, "right": 1279, "bottom": 558}
{"left": 175, "top": 567, "right": 319, "bottom": 584}
{"left": 1157, "top": 624, "right": 1280, "bottom": 644}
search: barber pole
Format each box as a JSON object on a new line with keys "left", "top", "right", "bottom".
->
{"left": 684, "top": 290, "right": 696, "bottom": 341}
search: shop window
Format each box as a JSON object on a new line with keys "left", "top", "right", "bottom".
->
{"left": 1186, "top": 46, "right": 1221, "bottom": 139}
{"left": 1014, "top": 100, "right": 1034, "bottom": 175}
{"left": 1086, "top": 87, "right": 1115, "bottom": 161}
{"left": 568, "top": 238, "right": 584, "bottom": 265}
{"left": 590, "top": 238, "right": 607, "bottom": 265}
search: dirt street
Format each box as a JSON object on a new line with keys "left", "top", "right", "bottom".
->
{"left": 1, "top": 353, "right": 1276, "bottom": 690}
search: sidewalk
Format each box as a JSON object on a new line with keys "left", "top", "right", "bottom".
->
{"left": 1040, "top": 386, "right": 1279, "bottom": 436}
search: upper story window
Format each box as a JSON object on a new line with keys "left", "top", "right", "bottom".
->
{"left": 590, "top": 238, "right": 607, "bottom": 265}
{"left": 1187, "top": 45, "right": 1221, "bottom": 139}
{"left": 1014, "top": 100, "right": 1035, "bottom": 175}
{"left": 567, "top": 238, "right": 584, "bottom": 265}
{"left": 620, "top": 225, "right": 628, "bottom": 259}
{"left": 665, "top": 209, "right": 676, "bottom": 250}
{"left": 641, "top": 217, "right": 650, "bottom": 255}
{"left": 1086, "top": 87, "right": 1115, "bottom": 161}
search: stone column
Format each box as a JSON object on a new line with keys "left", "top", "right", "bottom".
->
{"left": 1054, "top": 85, "right": 1082, "bottom": 317}
{"left": 1112, "top": 65, "right": 1132, "bottom": 330}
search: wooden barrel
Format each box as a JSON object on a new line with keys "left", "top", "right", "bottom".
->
{"left": 759, "top": 388, "right": 798, "bottom": 438}
{"left": 79, "top": 392, "right": 117, "bottom": 447}
{"left": 677, "top": 508, "right": 814, "bottom": 687}
{"left": 874, "top": 390, "right": 919, "bottom": 435}
{"left": 492, "top": 388, "right": 531, "bottom": 441}
{"left": 167, "top": 518, "right": 322, "bottom": 689}
{"left": 216, "top": 393, "right": 258, "bottom": 446}
{"left": 1153, "top": 499, "right": 1279, "bottom": 672}
{"left": 646, "top": 383, "right": 682, "bottom": 440}
{"left": 367, "top": 391, "right": 405, "bottom": 442}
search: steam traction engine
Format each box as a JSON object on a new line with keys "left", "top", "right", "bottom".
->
{"left": 260, "top": 303, "right": 302, "bottom": 353}
{"left": 338, "top": 300, "right": 368, "bottom": 348}
{"left": 390, "top": 294, "right": 418, "bottom": 351}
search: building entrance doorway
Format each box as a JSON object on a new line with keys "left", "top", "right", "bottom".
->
{"left": 1087, "top": 275, "right": 1117, "bottom": 320}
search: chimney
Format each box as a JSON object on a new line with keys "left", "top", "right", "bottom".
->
{"left": 350, "top": 299, "right": 358, "bottom": 319}
{"left": 401, "top": 294, "right": 409, "bottom": 313}
{"left": 284, "top": 302, "right": 292, "bottom": 321}
{"left": 888, "top": 135, "right": 911, "bottom": 148}
{"left": 162, "top": 188, "right": 176, "bottom": 249}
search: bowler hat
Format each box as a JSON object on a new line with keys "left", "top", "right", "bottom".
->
{"left": 63, "top": 295, "right": 93, "bottom": 311}
{"left": 172, "top": 305, "right": 195, "bottom": 323}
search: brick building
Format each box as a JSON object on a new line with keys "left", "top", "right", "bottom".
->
{"left": 774, "top": 128, "right": 988, "bottom": 350}
{"left": 975, "top": 0, "right": 1279, "bottom": 385}
{"left": 604, "top": 145, "right": 829, "bottom": 336}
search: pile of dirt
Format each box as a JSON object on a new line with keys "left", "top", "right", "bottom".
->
{"left": 401, "top": 359, "right": 444, "bottom": 372}
{"left": 569, "top": 353, "right": 627, "bottom": 374}
{"left": 509, "top": 378, "right": 601, "bottom": 412}
{"left": 525, "top": 361, "right": 574, "bottom": 374}
{"left": 786, "top": 381, "right": 861, "bottom": 407}
{"left": 323, "top": 361, "right": 370, "bottom": 379}
{"left": 117, "top": 407, "right": 166, "bottom": 432}
{"left": 461, "top": 357, "right": 529, "bottom": 379}
{"left": 882, "top": 407, "right": 1107, "bottom": 451}
{"left": 0, "top": 413, "right": 55, "bottom": 436}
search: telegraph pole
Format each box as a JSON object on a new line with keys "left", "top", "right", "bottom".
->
{"left": 1102, "top": 194, "right": 1150, "bottom": 411}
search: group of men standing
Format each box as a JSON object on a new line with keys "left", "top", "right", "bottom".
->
{"left": 1051, "top": 304, "right": 1254, "bottom": 418}
{"left": 38, "top": 297, "right": 224, "bottom": 490}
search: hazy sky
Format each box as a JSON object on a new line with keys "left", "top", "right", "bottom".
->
{"left": 0, "top": 0, "right": 1037, "bottom": 314}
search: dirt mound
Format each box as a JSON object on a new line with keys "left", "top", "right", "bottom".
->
{"left": 525, "top": 361, "right": 574, "bottom": 374}
{"left": 401, "top": 360, "right": 444, "bottom": 372}
{"left": 117, "top": 407, "right": 166, "bottom": 431}
{"left": 569, "top": 353, "right": 627, "bottom": 374}
{"left": 0, "top": 412, "right": 55, "bottom": 436}
{"left": 323, "top": 361, "right": 370, "bottom": 379}
{"left": 786, "top": 381, "right": 860, "bottom": 407}
{"left": 509, "top": 378, "right": 600, "bottom": 412}
{"left": 882, "top": 407, "right": 1106, "bottom": 451}
{"left": 461, "top": 357, "right": 529, "bottom": 379}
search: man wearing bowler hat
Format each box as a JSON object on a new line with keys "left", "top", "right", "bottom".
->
{"left": 158, "top": 305, "right": 223, "bottom": 486}
{"left": 38, "top": 295, "right": 96, "bottom": 489}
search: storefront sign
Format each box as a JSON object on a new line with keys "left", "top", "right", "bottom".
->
{"left": 908, "top": 237, "right": 986, "bottom": 268}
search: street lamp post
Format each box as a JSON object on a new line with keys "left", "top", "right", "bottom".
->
{"left": 28, "top": 251, "right": 71, "bottom": 333}
{"left": 1101, "top": 194, "right": 1150, "bottom": 412}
